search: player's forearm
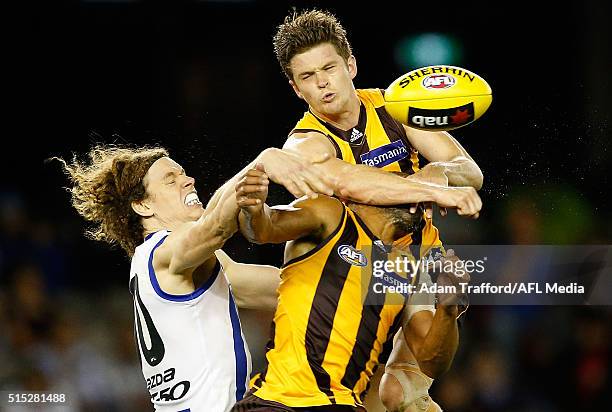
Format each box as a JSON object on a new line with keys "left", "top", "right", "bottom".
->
{"left": 334, "top": 162, "right": 442, "bottom": 205}
{"left": 430, "top": 157, "right": 483, "bottom": 189}
{"left": 195, "top": 177, "right": 245, "bottom": 244}
{"left": 199, "top": 148, "right": 281, "bottom": 240}
{"left": 410, "top": 307, "right": 459, "bottom": 379}
{"left": 238, "top": 205, "right": 275, "bottom": 244}
{"left": 179, "top": 195, "right": 239, "bottom": 270}
{"left": 170, "top": 210, "right": 237, "bottom": 275}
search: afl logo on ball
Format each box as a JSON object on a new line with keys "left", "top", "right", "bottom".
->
{"left": 422, "top": 74, "right": 456, "bottom": 89}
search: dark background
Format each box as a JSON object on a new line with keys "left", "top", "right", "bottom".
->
{"left": 2, "top": 1, "right": 611, "bottom": 411}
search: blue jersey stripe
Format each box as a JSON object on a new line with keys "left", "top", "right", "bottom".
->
{"left": 148, "top": 234, "right": 220, "bottom": 302}
{"left": 228, "top": 292, "right": 248, "bottom": 401}
{"left": 144, "top": 231, "right": 159, "bottom": 241}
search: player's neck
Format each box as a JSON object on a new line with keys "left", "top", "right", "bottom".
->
{"left": 141, "top": 218, "right": 177, "bottom": 240}
{"left": 311, "top": 93, "right": 360, "bottom": 130}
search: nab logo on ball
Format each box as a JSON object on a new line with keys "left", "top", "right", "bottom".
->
{"left": 337, "top": 245, "right": 368, "bottom": 267}
{"left": 408, "top": 103, "right": 475, "bottom": 130}
{"left": 422, "top": 74, "right": 456, "bottom": 89}
{"left": 384, "top": 65, "right": 492, "bottom": 131}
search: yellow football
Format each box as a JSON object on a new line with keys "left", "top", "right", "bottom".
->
{"left": 384, "top": 65, "right": 492, "bottom": 131}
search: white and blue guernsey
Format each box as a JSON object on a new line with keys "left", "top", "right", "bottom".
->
{"left": 129, "top": 230, "right": 251, "bottom": 412}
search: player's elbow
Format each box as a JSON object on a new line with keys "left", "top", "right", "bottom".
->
{"left": 452, "top": 157, "right": 483, "bottom": 190}
{"left": 464, "top": 160, "right": 483, "bottom": 190}
{"left": 240, "top": 227, "right": 278, "bottom": 245}
{"left": 414, "top": 349, "right": 453, "bottom": 379}
{"left": 472, "top": 168, "right": 484, "bottom": 190}
{"left": 192, "top": 219, "right": 235, "bottom": 251}
{"left": 379, "top": 372, "right": 406, "bottom": 412}
{"left": 335, "top": 181, "right": 353, "bottom": 200}
{"left": 418, "top": 360, "right": 450, "bottom": 380}
{"left": 232, "top": 279, "right": 278, "bottom": 311}
{"left": 335, "top": 180, "right": 373, "bottom": 204}
{"left": 245, "top": 234, "right": 268, "bottom": 245}
{"left": 323, "top": 162, "right": 370, "bottom": 203}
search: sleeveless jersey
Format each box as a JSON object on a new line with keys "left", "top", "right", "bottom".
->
{"left": 290, "top": 88, "right": 442, "bottom": 257}
{"left": 252, "top": 206, "right": 419, "bottom": 407}
{"left": 129, "top": 230, "right": 251, "bottom": 412}
{"left": 291, "top": 88, "right": 419, "bottom": 174}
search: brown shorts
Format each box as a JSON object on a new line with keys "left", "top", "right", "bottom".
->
{"left": 231, "top": 391, "right": 367, "bottom": 412}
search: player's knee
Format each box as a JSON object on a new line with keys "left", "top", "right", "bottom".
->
{"left": 428, "top": 399, "right": 443, "bottom": 412}
{"left": 379, "top": 372, "right": 406, "bottom": 412}
{"left": 380, "top": 367, "right": 441, "bottom": 412}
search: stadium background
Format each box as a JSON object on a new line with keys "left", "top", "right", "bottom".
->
{"left": 2, "top": 0, "right": 611, "bottom": 411}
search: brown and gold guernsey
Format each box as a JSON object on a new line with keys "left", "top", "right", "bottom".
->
{"left": 251, "top": 205, "right": 425, "bottom": 407}
{"left": 289, "top": 88, "right": 442, "bottom": 257}
{"left": 292, "top": 89, "right": 421, "bottom": 173}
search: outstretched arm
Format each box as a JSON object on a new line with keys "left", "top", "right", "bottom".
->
{"left": 284, "top": 133, "right": 481, "bottom": 217}
{"left": 402, "top": 251, "right": 469, "bottom": 378}
{"left": 404, "top": 306, "right": 458, "bottom": 379}
{"left": 159, "top": 148, "right": 335, "bottom": 276}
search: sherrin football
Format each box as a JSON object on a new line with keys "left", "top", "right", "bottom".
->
{"left": 384, "top": 65, "right": 492, "bottom": 131}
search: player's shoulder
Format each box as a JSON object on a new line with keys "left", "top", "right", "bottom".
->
{"left": 290, "top": 194, "right": 343, "bottom": 208}
{"left": 357, "top": 88, "right": 385, "bottom": 107}
{"left": 287, "top": 195, "right": 346, "bottom": 227}
{"left": 134, "top": 230, "right": 170, "bottom": 254}
{"left": 143, "top": 228, "right": 185, "bottom": 270}
{"left": 291, "top": 109, "right": 323, "bottom": 131}
{"left": 284, "top": 129, "right": 336, "bottom": 157}
{"left": 287, "top": 128, "right": 327, "bottom": 141}
{"left": 287, "top": 195, "right": 346, "bottom": 217}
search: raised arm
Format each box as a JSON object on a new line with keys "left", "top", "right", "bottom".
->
{"left": 402, "top": 251, "right": 469, "bottom": 378}
{"left": 403, "top": 127, "right": 483, "bottom": 190}
{"left": 404, "top": 305, "right": 458, "bottom": 379}
{"left": 283, "top": 132, "right": 481, "bottom": 217}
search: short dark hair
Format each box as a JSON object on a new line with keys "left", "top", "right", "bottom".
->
{"left": 273, "top": 9, "right": 352, "bottom": 80}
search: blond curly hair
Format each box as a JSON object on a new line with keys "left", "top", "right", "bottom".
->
{"left": 56, "top": 145, "right": 168, "bottom": 257}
